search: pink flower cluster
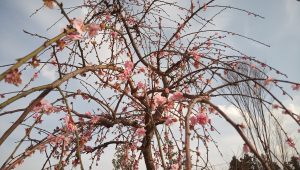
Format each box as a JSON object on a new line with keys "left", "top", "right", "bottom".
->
{"left": 119, "top": 61, "right": 134, "bottom": 80}
{"left": 66, "top": 18, "right": 101, "bottom": 41}
{"left": 64, "top": 115, "right": 77, "bottom": 132}
{"left": 292, "top": 84, "right": 300, "bottom": 91}
{"left": 32, "top": 99, "right": 58, "bottom": 114}
{"left": 136, "top": 127, "right": 146, "bottom": 137}
{"left": 154, "top": 94, "right": 167, "bottom": 106}
{"left": 190, "top": 112, "right": 209, "bottom": 126}
{"left": 4, "top": 69, "right": 22, "bottom": 86}
{"left": 48, "top": 134, "right": 71, "bottom": 147}
{"left": 170, "top": 91, "right": 184, "bottom": 101}
{"left": 165, "top": 116, "right": 177, "bottom": 126}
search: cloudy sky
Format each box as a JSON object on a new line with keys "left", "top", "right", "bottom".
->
{"left": 0, "top": 0, "right": 299, "bottom": 169}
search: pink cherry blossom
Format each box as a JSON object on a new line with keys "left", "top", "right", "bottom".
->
{"left": 32, "top": 99, "right": 57, "bottom": 114}
{"left": 170, "top": 91, "right": 184, "bottom": 101}
{"left": 124, "top": 61, "right": 134, "bottom": 71}
{"left": 154, "top": 94, "right": 167, "bottom": 106}
{"left": 64, "top": 115, "right": 77, "bottom": 132}
{"left": 137, "top": 81, "right": 145, "bottom": 89}
{"left": 264, "top": 77, "right": 273, "bottom": 86}
{"left": 88, "top": 23, "right": 100, "bottom": 37}
{"left": 190, "top": 115, "right": 198, "bottom": 126}
{"left": 66, "top": 32, "right": 82, "bottom": 40}
{"left": 85, "top": 111, "right": 92, "bottom": 116}
{"left": 170, "top": 164, "right": 179, "bottom": 170}
{"left": 5, "top": 69, "right": 22, "bottom": 86}
{"left": 91, "top": 115, "right": 100, "bottom": 124}
{"left": 197, "top": 113, "right": 208, "bottom": 125}
{"left": 136, "top": 127, "right": 146, "bottom": 137}
{"left": 72, "top": 19, "right": 85, "bottom": 34}
{"left": 165, "top": 116, "right": 176, "bottom": 126}
{"left": 111, "top": 31, "right": 117, "bottom": 38}
{"left": 33, "top": 72, "right": 38, "bottom": 80}
{"left": 292, "top": 84, "right": 300, "bottom": 91}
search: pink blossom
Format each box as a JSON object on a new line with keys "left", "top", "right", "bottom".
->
{"left": 105, "top": 15, "right": 111, "bottom": 21}
{"left": 170, "top": 164, "right": 179, "bottom": 170}
{"left": 32, "top": 99, "right": 57, "bottom": 114}
{"left": 124, "top": 61, "right": 134, "bottom": 71}
{"left": 138, "top": 67, "right": 145, "bottom": 73}
{"left": 136, "top": 127, "right": 146, "bottom": 137}
{"left": 137, "top": 81, "right": 145, "bottom": 89}
{"left": 85, "top": 111, "right": 92, "bottom": 116}
{"left": 67, "top": 32, "right": 82, "bottom": 40}
{"left": 165, "top": 116, "right": 176, "bottom": 126}
{"left": 5, "top": 69, "right": 22, "bottom": 86}
{"left": 292, "top": 84, "right": 300, "bottom": 91}
{"left": 197, "top": 113, "right": 208, "bottom": 125}
{"left": 33, "top": 72, "right": 38, "bottom": 80}
{"left": 243, "top": 143, "right": 250, "bottom": 153}
{"left": 91, "top": 115, "right": 100, "bottom": 124}
{"left": 154, "top": 94, "right": 167, "bottom": 106}
{"left": 33, "top": 113, "right": 42, "bottom": 123}
{"left": 72, "top": 19, "right": 85, "bottom": 34}
{"left": 264, "top": 77, "right": 273, "bottom": 86}
{"left": 64, "top": 115, "right": 77, "bottom": 132}
{"left": 190, "top": 51, "right": 200, "bottom": 61}
{"left": 111, "top": 31, "right": 117, "bottom": 38}
{"left": 170, "top": 91, "right": 184, "bottom": 101}
{"left": 88, "top": 23, "right": 100, "bottom": 37}
{"left": 190, "top": 115, "right": 198, "bottom": 126}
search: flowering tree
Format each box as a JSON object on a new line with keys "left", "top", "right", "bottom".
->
{"left": 0, "top": 0, "right": 299, "bottom": 169}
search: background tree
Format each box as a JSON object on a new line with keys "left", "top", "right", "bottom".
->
{"left": 0, "top": 0, "right": 299, "bottom": 170}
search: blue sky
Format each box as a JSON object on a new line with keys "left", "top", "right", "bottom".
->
{"left": 0, "top": 0, "right": 299, "bottom": 169}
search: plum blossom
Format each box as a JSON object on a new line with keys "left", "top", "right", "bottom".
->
{"left": 170, "top": 164, "right": 179, "bottom": 170}
{"left": 72, "top": 18, "right": 85, "bottom": 34}
{"left": 137, "top": 81, "right": 145, "bottom": 89}
{"left": 90, "top": 115, "right": 100, "bottom": 124}
{"left": 5, "top": 69, "right": 22, "bottom": 86}
{"left": 85, "top": 111, "right": 92, "bottom": 116}
{"left": 190, "top": 115, "right": 198, "bottom": 126}
{"left": 136, "top": 127, "right": 146, "bottom": 137}
{"left": 170, "top": 91, "right": 184, "bottom": 101}
{"left": 88, "top": 23, "right": 100, "bottom": 37}
{"left": 64, "top": 115, "right": 77, "bottom": 132}
{"left": 66, "top": 32, "right": 82, "bottom": 40}
{"left": 197, "top": 113, "right": 208, "bottom": 125}
{"left": 165, "top": 116, "right": 177, "bottom": 126}
{"left": 154, "top": 94, "right": 167, "bottom": 106}
{"left": 292, "top": 84, "right": 300, "bottom": 91}
{"left": 264, "top": 77, "right": 273, "bottom": 86}
{"left": 111, "top": 31, "right": 117, "bottom": 38}
{"left": 124, "top": 61, "right": 134, "bottom": 71}
{"left": 32, "top": 99, "right": 57, "bottom": 114}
